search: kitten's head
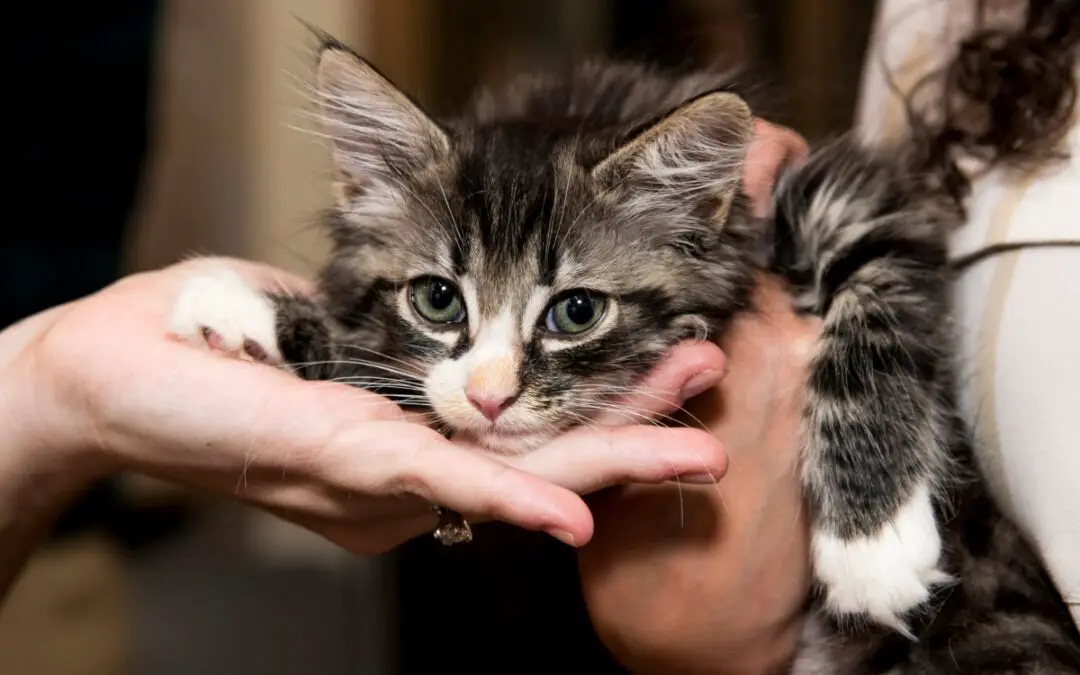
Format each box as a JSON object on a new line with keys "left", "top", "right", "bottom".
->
{"left": 312, "top": 44, "right": 756, "bottom": 453}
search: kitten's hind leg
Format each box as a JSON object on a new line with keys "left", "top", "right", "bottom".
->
{"left": 803, "top": 258, "right": 954, "bottom": 637}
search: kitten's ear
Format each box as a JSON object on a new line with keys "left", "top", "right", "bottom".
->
{"left": 315, "top": 45, "right": 450, "bottom": 209}
{"left": 592, "top": 91, "right": 753, "bottom": 227}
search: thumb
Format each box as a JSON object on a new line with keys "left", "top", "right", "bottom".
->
{"left": 743, "top": 119, "right": 810, "bottom": 217}
{"left": 590, "top": 340, "right": 727, "bottom": 426}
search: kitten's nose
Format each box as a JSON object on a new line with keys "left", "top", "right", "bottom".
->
{"left": 466, "top": 388, "right": 518, "bottom": 422}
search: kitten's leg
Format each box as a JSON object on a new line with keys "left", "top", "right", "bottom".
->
{"left": 168, "top": 267, "right": 336, "bottom": 378}
{"left": 266, "top": 292, "right": 338, "bottom": 381}
{"left": 803, "top": 260, "right": 953, "bottom": 636}
{"left": 771, "top": 141, "right": 956, "bottom": 636}
{"left": 169, "top": 267, "right": 284, "bottom": 365}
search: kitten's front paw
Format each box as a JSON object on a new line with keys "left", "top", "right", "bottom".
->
{"left": 811, "top": 485, "right": 952, "bottom": 638}
{"left": 168, "top": 268, "right": 282, "bottom": 365}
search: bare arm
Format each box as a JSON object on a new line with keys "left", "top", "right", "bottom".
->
{"left": 0, "top": 304, "right": 102, "bottom": 596}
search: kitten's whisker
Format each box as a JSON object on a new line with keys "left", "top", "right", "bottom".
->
{"left": 321, "top": 397, "right": 431, "bottom": 414}
{"left": 573, "top": 397, "right": 699, "bottom": 429}
{"left": 333, "top": 358, "right": 427, "bottom": 381}
{"left": 672, "top": 469, "right": 686, "bottom": 530}
{"left": 574, "top": 400, "right": 724, "bottom": 506}
{"left": 335, "top": 344, "right": 429, "bottom": 376}
{"left": 287, "top": 359, "right": 426, "bottom": 383}
{"left": 327, "top": 374, "right": 420, "bottom": 384}
{"left": 574, "top": 386, "right": 711, "bottom": 431}
{"left": 326, "top": 372, "right": 425, "bottom": 387}
{"left": 558, "top": 409, "right": 601, "bottom": 430}
{"left": 432, "top": 173, "right": 466, "bottom": 253}
{"left": 557, "top": 191, "right": 603, "bottom": 252}
{"left": 575, "top": 403, "right": 665, "bottom": 427}
{"left": 330, "top": 378, "right": 425, "bottom": 390}
{"left": 331, "top": 380, "right": 428, "bottom": 394}
{"left": 554, "top": 165, "right": 573, "bottom": 247}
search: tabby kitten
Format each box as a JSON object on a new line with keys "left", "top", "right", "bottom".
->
{"left": 168, "top": 37, "right": 1080, "bottom": 672}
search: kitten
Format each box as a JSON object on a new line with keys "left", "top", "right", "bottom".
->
{"left": 168, "top": 37, "right": 1080, "bottom": 672}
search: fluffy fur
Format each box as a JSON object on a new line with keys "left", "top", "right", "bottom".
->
{"left": 168, "top": 36, "right": 1080, "bottom": 672}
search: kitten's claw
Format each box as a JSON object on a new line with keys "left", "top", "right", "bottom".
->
{"left": 199, "top": 326, "right": 226, "bottom": 352}
{"left": 811, "top": 484, "right": 952, "bottom": 637}
{"left": 169, "top": 268, "right": 282, "bottom": 365}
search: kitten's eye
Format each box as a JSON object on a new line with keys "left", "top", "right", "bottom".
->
{"left": 544, "top": 290, "right": 606, "bottom": 335}
{"left": 409, "top": 276, "right": 465, "bottom": 325}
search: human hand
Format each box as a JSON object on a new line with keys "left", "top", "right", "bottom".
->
{"left": 743, "top": 118, "right": 810, "bottom": 216}
{"left": 0, "top": 258, "right": 727, "bottom": 570}
{"left": 577, "top": 275, "right": 821, "bottom": 675}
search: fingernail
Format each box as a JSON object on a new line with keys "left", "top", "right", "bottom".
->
{"left": 546, "top": 529, "right": 576, "bottom": 546}
{"left": 677, "top": 472, "right": 722, "bottom": 485}
{"left": 681, "top": 370, "right": 720, "bottom": 400}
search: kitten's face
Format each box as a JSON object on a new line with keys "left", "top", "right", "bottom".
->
{"left": 313, "top": 46, "right": 754, "bottom": 453}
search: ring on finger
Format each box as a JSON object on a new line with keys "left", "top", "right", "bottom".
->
{"left": 431, "top": 505, "right": 473, "bottom": 546}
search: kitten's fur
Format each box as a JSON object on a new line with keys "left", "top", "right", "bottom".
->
{"left": 169, "top": 38, "right": 1080, "bottom": 672}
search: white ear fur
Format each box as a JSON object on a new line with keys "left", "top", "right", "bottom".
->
{"left": 315, "top": 48, "right": 450, "bottom": 207}
{"left": 591, "top": 91, "right": 753, "bottom": 225}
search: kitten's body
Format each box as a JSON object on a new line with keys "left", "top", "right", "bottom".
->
{"left": 169, "top": 45, "right": 1080, "bottom": 672}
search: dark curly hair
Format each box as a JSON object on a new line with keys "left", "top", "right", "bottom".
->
{"left": 903, "top": 0, "right": 1080, "bottom": 211}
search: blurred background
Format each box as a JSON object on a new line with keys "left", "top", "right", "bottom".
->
{"left": 3, "top": 1, "right": 875, "bottom": 673}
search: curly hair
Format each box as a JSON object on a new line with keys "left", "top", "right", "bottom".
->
{"left": 904, "top": 0, "right": 1080, "bottom": 210}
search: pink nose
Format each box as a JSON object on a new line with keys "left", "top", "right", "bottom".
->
{"left": 466, "top": 389, "right": 518, "bottom": 422}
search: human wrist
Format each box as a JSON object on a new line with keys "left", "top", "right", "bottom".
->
{"left": 0, "top": 303, "right": 112, "bottom": 489}
{"left": 0, "top": 304, "right": 114, "bottom": 596}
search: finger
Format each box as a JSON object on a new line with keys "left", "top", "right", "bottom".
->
{"left": 509, "top": 425, "right": 728, "bottom": 496}
{"left": 590, "top": 340, "right": 727, "bottom": 426}
{"left": 743, "top": 119, "right": 810, "bottom": 217}
{"left": 261, "top": 504, "right": 436, "bottom": 556}
{"left": 321, "top": 421, "right": 597, "bottom": 546}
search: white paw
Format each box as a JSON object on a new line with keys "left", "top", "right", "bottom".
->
{"left": 811, "top": 484, "right": 952, "bottom": 638}
{"left": 168, "top": 268, "right": 282, "bottom": 364}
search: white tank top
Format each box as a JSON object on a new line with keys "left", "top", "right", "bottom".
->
{"left": 856, "top": 0, "right": 1080, "bottom": 625}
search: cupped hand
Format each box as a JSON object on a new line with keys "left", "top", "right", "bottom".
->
{"left": 2, "top": 257, "right": 728, "bottom": 558}
{"left": 578, "top": 275, "right": 821, "bottom": 675}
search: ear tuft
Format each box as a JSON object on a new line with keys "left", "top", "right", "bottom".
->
{"left": 592, "top": 91, "right": 753, "bottom": 228}
{"left": 313, "top": 45, "right": 449, "bottom": 210}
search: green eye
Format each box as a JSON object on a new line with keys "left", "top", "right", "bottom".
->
{"left": 544, "top": 290, "right": 606, "bottom": 334}
{"left": 409, "top": 276, "right": 465, "bottom": 325}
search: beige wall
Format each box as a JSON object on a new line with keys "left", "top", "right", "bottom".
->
{"left": 128, "top": 0, "right": 367, "bottom": 276}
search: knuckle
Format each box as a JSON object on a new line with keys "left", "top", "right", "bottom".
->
{"left": 322, "top": 424, "right": 433, "bottom": 500}
{"left": 381, "top": 437, "right": 434, "bottom": 500}
{"left": 474, "top": 462, "right": 515, "bottom": 513}
{"left": 384, "top": 463, "right": 435, "bottom": 502}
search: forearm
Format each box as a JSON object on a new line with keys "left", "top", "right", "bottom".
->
{"left": 0, "top": 447, "right": 92, "bottom": 599}
{"left": 0, "top": 304, "right": 102, "bottom": 598}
